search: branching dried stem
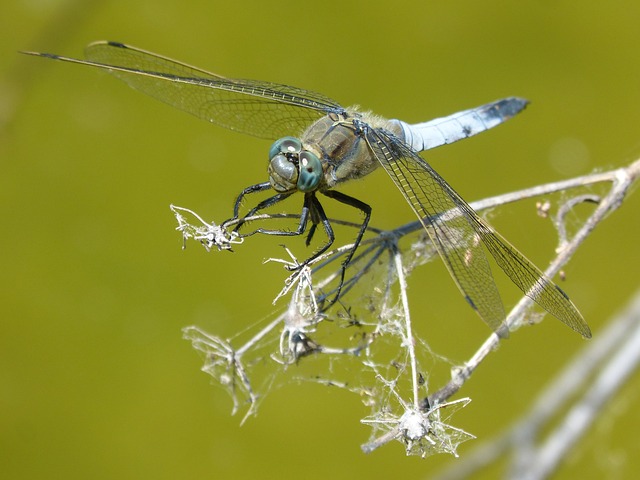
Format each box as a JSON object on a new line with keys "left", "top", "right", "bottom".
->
{"left": 429, "top": 159, "right": 640, "bottom": 407}
{"left": 432, "top": 288, "right": 640, "bottom": 480}
{"left": 177, "top": 159, "right": 639, "bottom": 459}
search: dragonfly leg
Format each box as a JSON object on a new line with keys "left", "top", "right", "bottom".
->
{"left": 320, "top": 190, "right": 371, "bottom": 308}
{"left": 222, "top": 184, "right": 294, "bottom": 235}
{"left": 253, "top": 194, "right": 311, "bottom": 239}
{"left": 233, "top": 182, "right": 272, "bottom": 216}
{"left": 256, "top": 194, "right": 336, "bottom": 262}
{"left": 299, "top": 194, "right": 335, "bottom": 262}
{"left": 222, "top": 182, "right": 272, "bottom": 227}
{"left": 305, "top": 224, "right": 318, "bottom": 246}
{"left": 224, "top": 188, "right": 336, "bottom": 269}
{"left": 249, "top": 193, "right": 338, "bottom": 274}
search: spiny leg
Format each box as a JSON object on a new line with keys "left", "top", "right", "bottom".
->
{"left": 296, "top": 193, "right": 335, "bottom": 265}
{"left": 222, "top": 182, "right": 295, "bottom": 235}
{"left": 239, "top": 193, "right": 338, "bottom": 277}
{"left": 253, "top": 193, "right": 312, "bottom": 238}
{"left": 320, "top": 190, "right": 371, "bottom": 309}
{"left": 305, "top": 224, "right": 318, "bottom": 246}
{"left": 230, "top": 191, "right": 332, "bottom": 256}
{"left": 229, "top": 182, "right": 272, "bottom": 220}
{"left": 223, "top": 185, "right": 333, "bottom": 263}
{"left": 224, "top": 185, "right": 372, "bottom": 306}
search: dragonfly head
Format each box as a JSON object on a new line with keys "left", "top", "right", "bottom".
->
{"left": 268, "top": 137, "right": 323, "bottom": 193}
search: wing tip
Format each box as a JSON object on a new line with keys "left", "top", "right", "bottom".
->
{"left": 19, "top": 50, "right": 58, "bottom": 59}
{"left": 553, "top": 285, "right": 592, "bottom": 338}
{"left": 106, "top": 40, "right": 127, "bottom": 48}
{"left": 576, "top": 323, "right": 592, "bottom": 339}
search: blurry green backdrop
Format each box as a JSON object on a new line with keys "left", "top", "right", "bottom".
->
{"left": 2, "top": 0, "right": 640, "bottom": 478}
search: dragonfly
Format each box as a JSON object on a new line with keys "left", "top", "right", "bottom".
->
{"left": 22, "top": 41, "right": 591, "bottom": 338}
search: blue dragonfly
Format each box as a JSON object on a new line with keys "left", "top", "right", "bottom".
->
{"left": 22, "top": 41, "right": 591, "bottom": 338}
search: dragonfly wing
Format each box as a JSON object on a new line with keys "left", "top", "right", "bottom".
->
{"left": 466, "top": 213, "right": 591, "bottom": 338}
{"left": 367, "top": 129, "right": 507, "bottom": 333}
{"left": 84, "top": 41, "right": 345, "bottom": 139}
{"left": 85, "top": 41, "right": 232, "bottom": 80}
{"left": 25, "top": 41, "right": 344, "bottom": 139}
{"left": 367, "top": 128, "right": 591, "bottom": 338}
{"left": 390, "top": 98, "right": 528, "bottom": 152}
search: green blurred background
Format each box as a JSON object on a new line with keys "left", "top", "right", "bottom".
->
{"left": 2, "top": 0, "right": 640, "bottom": 478}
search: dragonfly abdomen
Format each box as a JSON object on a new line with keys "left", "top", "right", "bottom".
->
{"left": 389, "top": 97, "right": 529, "bottom": 153}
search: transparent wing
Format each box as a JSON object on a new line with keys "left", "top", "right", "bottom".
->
{"left": 25, "top": 41, "right": 345, "bottom": 139}
{"left": 367, "top": 129, "right": 591, "bottom": 338}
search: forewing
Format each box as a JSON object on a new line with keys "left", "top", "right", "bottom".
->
{"left": 25, "top": 41, "right": 344, "bottom": 139}
{"left": 368, "top": 129, "right": 591, "bottom": 338}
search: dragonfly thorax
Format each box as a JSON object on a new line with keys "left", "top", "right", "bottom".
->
{"left": 268, "top": 136, "right": 323, "bottom": 193}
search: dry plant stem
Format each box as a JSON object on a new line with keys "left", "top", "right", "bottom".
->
{"left": 363, "top": 159, "right": 640, "bottom": 453}
{"left": 428, "top": 159, "right": 640, "bottom": 407}
{"left": 515, "top": 292, "right": 640, "bottom": 479}
{"left": 433, "top": 288, "right": 640, "bottom": 480}
{"left": 394, "top": 247, "right": 421, "bottom": 409}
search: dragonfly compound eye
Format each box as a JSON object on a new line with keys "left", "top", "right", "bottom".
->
{"left": 268, "top": 136, "right": 302, "bottom": 160}
{"left": 296, "top": 150, "right": 322, "bottom": 192}
{"left": 268, "top": 137, "right": 304, "bottom": 192}
{"left": 268, "top": 153, "right": 298, "bottom": 192}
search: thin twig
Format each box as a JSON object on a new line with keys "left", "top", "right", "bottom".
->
{"left": 393, "top": 246, "right": 421, "bottom": 409}
{"left": 428, "top": 159, "right": 640, "bottom": 408}
{"left": 432, "top": 288, "right": 640, "bottom": 480}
